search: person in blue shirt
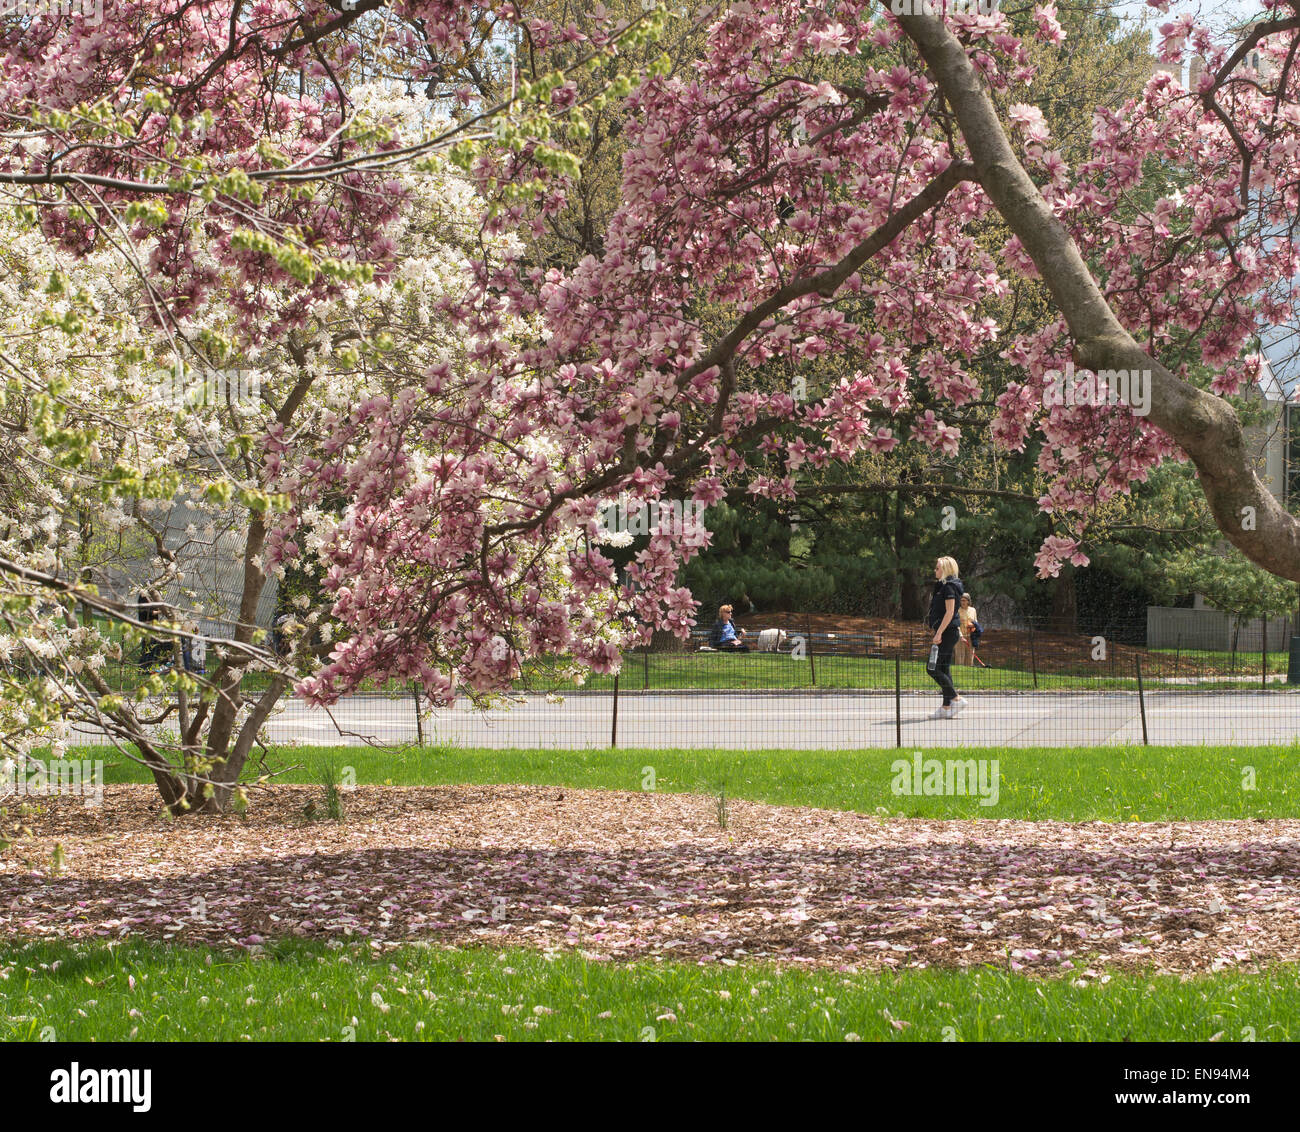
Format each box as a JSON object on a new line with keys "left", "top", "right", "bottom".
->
{"left": 927, "top": 557, "right": 967, "bottom": 718}
{"left": 708, "top": 604, "right": 750, "bottom": 651}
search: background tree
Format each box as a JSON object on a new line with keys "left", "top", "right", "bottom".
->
{"left": 1168, "top": 544, "right": 1299, "bottom": 663}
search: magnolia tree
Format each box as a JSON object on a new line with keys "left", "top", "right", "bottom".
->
{"left": 4, "top": 1, "right": 1300, "bottom": 810}
{"left": 296, "top": 0, "right": 1300, "bottom": 701}
{"left": 0, "top": 80, "right": 628, "bottom": 813}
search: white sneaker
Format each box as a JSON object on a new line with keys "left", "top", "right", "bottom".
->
{"left": 930, "top": 705, "right": 955, "bottom": 719}
{"left": 951, "top": 697, "right": 968, "bottom": 715}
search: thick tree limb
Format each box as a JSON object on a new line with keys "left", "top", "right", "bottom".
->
{"left": 680, "top": 158, "right": 976, "bottom": 392}
{"left": 898, "top": 13, "right": 1300, "bottom": 582}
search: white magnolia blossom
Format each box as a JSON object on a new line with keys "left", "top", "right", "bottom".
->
{"left": 0, "top": 81, "right": 623, "bottom": 783}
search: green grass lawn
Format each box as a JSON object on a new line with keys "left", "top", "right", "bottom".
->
{"left": 77, "top": 742, "right": 1300, "bottom": 821}
{"left": 518, "top": 651, "right": 1287, "bottom": 692}
{"left": 1149, "top": 645, "right": 1289, "bottom": 672}
{"left": 57, "top": 615, "right": 1293, "bottom": 701}
{"left": 1, "top": 938, "right": 1293, "bottom": 1042}
{"left": 80, "top": 643, "right": 1292, "bottom": 700}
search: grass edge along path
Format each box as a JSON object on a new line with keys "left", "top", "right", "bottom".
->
{"left": 65, "top": 743, "right": 1300, "bottom": 822}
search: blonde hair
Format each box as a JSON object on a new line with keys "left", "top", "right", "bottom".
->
{"left": 936, "top": 556, "right": 960, "bottom": 580}
{"left": 719, "top": 604, "right": 733, "bottom": 616}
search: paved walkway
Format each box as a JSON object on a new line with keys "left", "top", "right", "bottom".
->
{"left": 71, "top": 689, "right": 1300, "bottom": 748}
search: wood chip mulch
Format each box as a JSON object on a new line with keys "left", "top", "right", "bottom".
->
{"left": 3, "top": 785, "right": 1298, "bottom": 977}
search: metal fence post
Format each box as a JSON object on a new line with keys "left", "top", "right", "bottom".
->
{"left": 894, "top": 653, "right": 902, "bottom": 748}
{"left": 1028, "top": 621, "right": 1039, "bottom": 690}
{"left": 1135, "top": 657, "right": 1149, "bottom": 746}
{"left": 1262, "top": 617, "right": 1268, "bottom": 690}
{"left": 611, "top": 672, "right": 619, "bottom": 749}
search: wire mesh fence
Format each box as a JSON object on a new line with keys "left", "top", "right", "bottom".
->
{"left": 54, "top": 613, "right": 1300, "bottom": 750}
{"left": 409, "top": 614, "right": 1300, "bottom": 749}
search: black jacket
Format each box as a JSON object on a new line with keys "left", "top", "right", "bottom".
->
{"left": 928, "top": 578, "right": 965, "bottom": 641}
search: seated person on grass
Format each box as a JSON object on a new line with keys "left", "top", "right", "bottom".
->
{"left": 708, "top": 604, "right": 750, "bottom": 652}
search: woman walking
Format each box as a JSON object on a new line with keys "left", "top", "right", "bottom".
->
{"left": 927, "top": 556, "right": 966, "bottom": 718}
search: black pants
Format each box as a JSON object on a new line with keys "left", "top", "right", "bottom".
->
{"left": 927, "top": 639, "right": 958, "bottom": 705}
{"left": 718, "top": 641, "right": 750, "bottom": 653}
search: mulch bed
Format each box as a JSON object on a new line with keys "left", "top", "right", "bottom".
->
{"left": 733, "top": 611, "right": 1262, "bottom": 677}
{"left": 3, "top": 785, "right": 1298, "bottom": 976}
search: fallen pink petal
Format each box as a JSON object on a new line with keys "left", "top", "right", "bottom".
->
{"left": 2, "top": 785, "right": 1297, "bottom": 975}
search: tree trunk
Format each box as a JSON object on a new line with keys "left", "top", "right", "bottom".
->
{"left": 896, "top": 491, "right": 925, "bottom": 620}
{"left": 148, "top": 513, "right": 279, "bottom": 816}
{"left": 1049, "top": 565, "right": 1078, "bottom": 635}
{"left": 195, "top": 674, "right": 291, "bottom": 813}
